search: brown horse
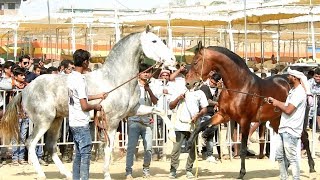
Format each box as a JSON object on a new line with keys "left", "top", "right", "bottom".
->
{"left": 185, "top": 42, "right": 315, "bottom": 179}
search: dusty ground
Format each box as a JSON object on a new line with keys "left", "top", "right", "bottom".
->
{"left": 0, "top": 144, "right": 319, "bottom": 180}
{"left": 0, "top": 128, "right": 320, "bottom": 180}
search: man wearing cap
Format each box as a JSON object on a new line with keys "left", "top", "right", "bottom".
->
{"left": 268, "top": 68, "right": 309, "bottom": 180}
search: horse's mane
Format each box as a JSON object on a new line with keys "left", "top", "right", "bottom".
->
{"left": 105, "top": 32, "right": 140, "bottom": 62}
{"left": 207, "top": 46, "right": 249, "bottom": 70}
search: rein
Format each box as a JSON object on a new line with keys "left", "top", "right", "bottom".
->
{"left": 216, "top": 86, "right": 268, "bottom": 101}
{"left": 107, "top": 62, "right": 162, "bottom": 94}
{"left": 93, "top": 62, "right": 162, "bottom": 146}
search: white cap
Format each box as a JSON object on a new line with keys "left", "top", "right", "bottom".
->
{"left": 288, "top": 67, "right": 311, "bottom": 94}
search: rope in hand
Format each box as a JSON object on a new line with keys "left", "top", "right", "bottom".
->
{"left": 93, "top": 62, "right": 163, "bottom": 147}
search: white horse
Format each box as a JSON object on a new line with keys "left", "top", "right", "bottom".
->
{"left": 0, "top": 28, "right": 176, "bottom": 179}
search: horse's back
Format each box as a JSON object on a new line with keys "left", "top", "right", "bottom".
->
{"left": 261, "top": 74, "right": 290, "bottom": 101}
{"left": 22, "top": 74, "right": 69, "bottom": 118}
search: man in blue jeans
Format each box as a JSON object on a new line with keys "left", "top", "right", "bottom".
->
{"left": 268, "top": 68, "right": 309, "bottom": 180}
{"left": 67, "top": 49, "right": 107, "bottom": 180}
{"left": 12, "top": 117, "right": 29, "bottom": 165}
{"left": 125, "top": 63, "right": 158, "bottom": 179}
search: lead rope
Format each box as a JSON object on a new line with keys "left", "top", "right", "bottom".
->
{"left": 93, "top": 62, "right": 162, "bottom": 146}
{"left": 194, "top": 49, "right": 205, "bottom": 178}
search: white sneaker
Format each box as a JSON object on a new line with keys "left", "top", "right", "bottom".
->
{"left": 206, "top": 156, "right": 218, "bottom": 163}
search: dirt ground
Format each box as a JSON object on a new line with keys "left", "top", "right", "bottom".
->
{"left": 0, "top": 127, "right": 320, "bottom": 180}
{"left": 0, "top": 142, "right": 319, "bottom": 180}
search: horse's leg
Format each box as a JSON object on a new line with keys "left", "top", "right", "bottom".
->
{"left": 25, "top": 121, "right": 51, "bottom": 179}
{"left": 300, "top": 104, "right": 316, "bottom": 173}
{"left": 258, "top": 123, "right": 266, "bottom": 159}
{"left": 45, "top": 117, "right": 72, "bottom": 178}
{"left": 103, "top": 128, "right": 116, "bottom": 180}
{"left": 186, "top": 118, "right": 211, "bottom": 150}
{"left": 301, "top": 129, "right": 316, "bottom": 172}
{"left": 238, "top": 121, "right": 250, "bottom": 179}
{"left": 135, "top": 105, "right": 176, "bottom": 142}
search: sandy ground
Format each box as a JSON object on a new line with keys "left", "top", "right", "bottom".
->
{"left": 0, "top": 128, "right": 320, "bottom": 180}
{"left": 0, "top": 144, "right": 319, "bottom": 180}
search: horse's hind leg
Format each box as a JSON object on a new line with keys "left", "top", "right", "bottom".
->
{"left": 301, "top": 129, "right": 316, "bottom": 172}
{"left": 103, "top": 128, "right": 116, "bottom": 180}
{"left": 301, "top": 105, "right": 316, "bottom": 173}
{"left": 26, "top": 121, "right": 51, "bottom": 179}
{"left": 45, "top": 117, "right": 72, "bottom": 179}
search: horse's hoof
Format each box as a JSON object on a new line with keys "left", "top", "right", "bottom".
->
{"left": 104, "top": 174, "right": 112, "bottom": 180}
{"left": 310, "top": 169, "right": 316, "bottom": 173}
{"left": 237, "top": 175, "right": 244, "bottom": 179}
{"left": 61, "top": 171, "right": 72, "bottom": 180}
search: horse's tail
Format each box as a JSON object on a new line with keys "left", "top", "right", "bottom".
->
{"left": 0, "top": 92, "right": 22, "bottom": 142}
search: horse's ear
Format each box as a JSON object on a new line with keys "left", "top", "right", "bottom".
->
{"left": 146, "top": 24, "right": 152, "bottom": 33}
{"left": 197, "top": 41, "right": 203, "bottom": 49}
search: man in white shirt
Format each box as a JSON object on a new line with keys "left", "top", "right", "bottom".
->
{"left": 125, "top": 63, "right": 158, "bottom": 179}
{"left": 168, "top": 87, "right": 208, "bottom": 179}
{"left": 67, "top": 49, "right": 107, "bottom": 180}
{"left": 268, "top": 68, "right": 308, "bottom": 180}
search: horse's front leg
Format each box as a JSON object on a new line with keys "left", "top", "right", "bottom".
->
{"left": 185, "top": 118, "right": 211, "bottom": 151}
{"left": 103, "top": 129, "right": 116, "bottom": 180}
{"left": 135, "top": 105, "right": 176, "bottom": 142}
{"left": 238, "top": 122, "right": 250, "bottom": 179}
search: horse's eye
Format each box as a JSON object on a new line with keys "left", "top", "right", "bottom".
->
{"left": 193, "top": 59, "right": 198, "bottom": 65}
{"left": 152, "top": 40, "right": 157, "bottom": 43}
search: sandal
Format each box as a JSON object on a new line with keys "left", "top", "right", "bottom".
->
{"left": 233, "top": 155, "right": 241, "bottom": 159}
{"left": 12, "top": 160, "right": 19, "bottom": 166}
{"left": 19, "top": 160, "right": 28, "bottom": 165}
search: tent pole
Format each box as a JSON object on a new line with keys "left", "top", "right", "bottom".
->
{"left": 228, "top": 21, "right": 234, "bottom": 51}
{"left": 310, "top": 13, "right": 316, "bottom": 60}
{"left": 244, "top": 0, "right": 248, "bottom": 64}
{"left": 14, "top": 26, "right": 18, "bottom": 62}
{"left": 292, "top": 32, "right": 295, "bottom": 62}
{"left": 6, "top": 31, "right": 9, "bottom": 60}
{"left": 277, "top": 21, "right": 280, "bottom": 65}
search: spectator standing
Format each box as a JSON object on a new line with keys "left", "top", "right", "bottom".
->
{"left": 47, "top": 66, "right": 58, "bottom": 74}
{"left": 11, "top": 67, "right": 28, "bottom": 166}
{"left": 168, "top": 85, "right": 208, "bottom": 179}
{"left": 308, "top": 68, "right": 320, "bottom": 134}
{"left": 18, "top": 55, "right": 37, "bottom": 83}
{"left": 67, "top": 49, "right": 107, "bottom": 180}
{"left": 153, "top": 69, "right": 175, "bottom": 160}
{"left": 268, "top": 68, "right": 308, "bottom": 180}
{"left": 60, "top": 59, "right": 75, "bottom": 162}
{"left": 125, "top": 63, "right": 158, "bottom": 179}
{"left": 199, "top": 73, "right": 222, "bottom": 163}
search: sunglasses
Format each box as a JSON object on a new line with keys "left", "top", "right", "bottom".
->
{"left": 23, "top": 62, "right": 29, "bottom": 65}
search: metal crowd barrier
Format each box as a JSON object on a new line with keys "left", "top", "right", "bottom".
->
{"left": 0, "top": 89, "right": 319, "bottom": 161}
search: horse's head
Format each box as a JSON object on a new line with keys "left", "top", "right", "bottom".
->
{"left": 140, "top": 26, "right": 176, "bottom": 68}
{"left": 185, "top": 41, "right": 212, "bottom": 90}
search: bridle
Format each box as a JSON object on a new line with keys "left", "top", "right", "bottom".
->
{"left": 196, "top": 47, "right": 273, "bottom": 103}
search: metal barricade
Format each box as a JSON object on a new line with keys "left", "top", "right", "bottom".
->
{"left": 0, "top": 89, "right": 318, "bottom": 161}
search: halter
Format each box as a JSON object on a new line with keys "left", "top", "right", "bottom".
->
{"left": 199, "top": 48, "right": 205, "bottom": 82}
